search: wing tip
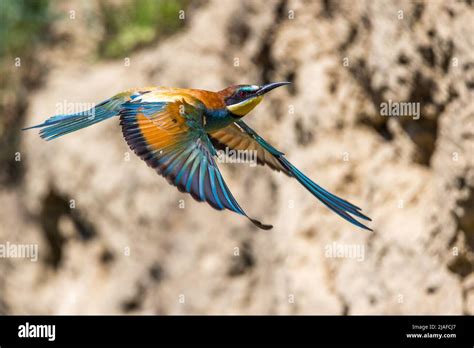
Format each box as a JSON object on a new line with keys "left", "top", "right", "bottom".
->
{"left": 248, "top": 217, "right": 273, "bottom": 230}
{"left": 22, "top": 124, "right": 42, "bottom": 131}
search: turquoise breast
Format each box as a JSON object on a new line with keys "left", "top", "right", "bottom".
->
{"left": 203, "top": 108, "right": 236, "bottom": 132}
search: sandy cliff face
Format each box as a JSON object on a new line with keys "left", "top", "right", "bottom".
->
{"left": 0, "top": 0, "right": 473, "bottom": 314}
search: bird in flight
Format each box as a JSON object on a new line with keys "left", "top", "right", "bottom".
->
{"left": 23, "top": 82, "right": 372, "bottom": 231}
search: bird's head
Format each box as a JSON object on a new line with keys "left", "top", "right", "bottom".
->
{"left": 220, "top": 82, "right": 291, "bottom": 117}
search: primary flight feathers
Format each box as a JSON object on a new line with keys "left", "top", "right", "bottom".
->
{"left": 23, "top": 83, "right": 372, "bottom": 231}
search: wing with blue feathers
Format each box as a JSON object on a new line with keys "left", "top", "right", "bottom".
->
{"left": 22, "top": 89, "right": 154, "bottom": 140}
{"left": 209, "top": 121, "right": 372, "bottom": 231}
{"left": 119, "top": 95, "right": 272, "bottom": 230}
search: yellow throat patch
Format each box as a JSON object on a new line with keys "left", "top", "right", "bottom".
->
{"left": 227, "top": 95, "right": 263, "bottom": 116}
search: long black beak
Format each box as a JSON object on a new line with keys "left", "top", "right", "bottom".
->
{"left": 256, "top": 81, "right": 291, "bottom": 96}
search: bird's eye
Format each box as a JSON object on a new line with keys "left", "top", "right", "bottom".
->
{"left": 238, "top": 91, "right": 246, "bottom": 98}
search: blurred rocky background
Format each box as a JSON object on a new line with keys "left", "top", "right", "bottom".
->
{"left": 0, "top": 0, "right": 473, "bottom": 314}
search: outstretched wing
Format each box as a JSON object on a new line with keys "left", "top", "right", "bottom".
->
{"left": 22, "top": 87, "right": 158, "bottom": 140}
{"left": 209, "top": 122, "right": 290, "bottom": 174}
{"left": 209, "top": 120, "right": 372, "bottom": 231}
{"left": 119, "top": 94, "right": 271, "bottom": 230}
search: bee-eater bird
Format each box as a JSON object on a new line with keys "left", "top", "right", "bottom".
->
{"left": 23, "top": 82, "right": 372, "bottom": 231}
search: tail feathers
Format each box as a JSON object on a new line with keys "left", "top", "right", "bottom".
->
{"left": 280, "top": 157, "right": 373, "bottom": 231}
{"left": 22, "top": 97, "right": 124, "bottom": 141}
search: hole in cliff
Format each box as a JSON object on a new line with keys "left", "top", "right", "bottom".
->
{"left": 349, "top": 59, "right": 387, "bottom": 109}
{"left": 149, "top": 263, "right": 164, "bottom": 283}
{"left": 0, "top": 100, "right": 27, "bottom": 187}
{"left": 1, "top": 49, "right": 49, "bottom": 188}
{"left": 456, "top": 191, "right": 474, "bottom": 248}
{"left": 227, "top": 17, "right": 251, "bottom": 46}
{"left": 349, "top": 60, "right": 393, "bottom": 141}
{"left": 321, "top": 0, "right": 336, "bottom": 18}
{"left": 339, "top": 25, "right": 358, "bottom": 52}
{"left": 228, "top": 240, "right": 255, "bottom": 277}
{"left": 400, "top": 72, "right": 441, "bottom": 165}
{"left": 418, "top": 45, "right": 436, "bottom": 67}
{"left": 122, "top": 299, "right": 141, "bottom": 312}
{"left": 413, "top": 3, "right": 425, "bottom": 22}
{"left": 39, "top": 187, "right": 97, "bottom": 268}
{"left": 398, "top": 54, "right": 410, "bottom": 65}
{"left": 254, "top": 35, "right": 274, "bottom": 84}
{"left": 360, "top": 117, "right": 393, "bottom": 141}
{"left": 441, "top": 40, "right": 454, "bottom": 73}
{"left": 294, "top": 118, "right": 314, "bottom": 146}
{"left": 369, "top": 295, "right": 377, "bottom": 305}
{"left": 121, "top": 283, "right": 146, "bottom": 313}
{"left": 99, "top": 248, "right": 115, "bottom": 265}
{"left": 448, "top": 254, "right": 473, "bottom": 278}
{"left": 285, "top": 71, "right": 297, "bottom": 95}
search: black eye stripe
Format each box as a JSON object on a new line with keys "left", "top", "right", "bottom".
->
{"left": 225, "top": 87, "right": 257, "bottom": 106}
